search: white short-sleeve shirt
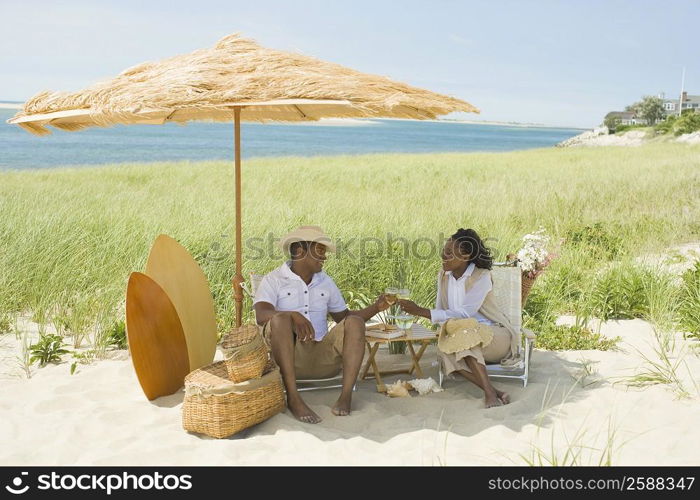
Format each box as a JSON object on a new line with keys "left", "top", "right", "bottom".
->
{"left": 253, "top": 261, "right": 348, "bottom": 340}
{"left": 429, "top": 262, "right": 494, "bottom": 325}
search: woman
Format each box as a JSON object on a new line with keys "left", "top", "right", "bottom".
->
{"left": 399, "top": 228, "right": 519, "bottom": 408}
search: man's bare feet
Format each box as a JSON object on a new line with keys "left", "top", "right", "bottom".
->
{"left": 331, "top": 393, "right": 352, "bottom": 416}
{"left": 287, "top": 396, "right": 322, "bottom": 424}
{"left": 484, "top": 394, "right": 503, "bottom": 408}
{"left": 496, "top": 389, "right": 511, "bottom": 405}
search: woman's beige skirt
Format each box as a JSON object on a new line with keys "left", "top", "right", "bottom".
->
{"left": 440, "top": 323, "right": 512, "bottom": 375}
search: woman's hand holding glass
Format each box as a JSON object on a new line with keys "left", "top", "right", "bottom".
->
{"left": 398, "top": 299, "right": 420, "bottom": 315}
{"left": 399, "top": 299, "right": 431, "bottom": 320}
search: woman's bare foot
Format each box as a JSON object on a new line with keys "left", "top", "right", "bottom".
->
{"left": 496, "top": 389, "right": 510, "bottom": 405}
{"left": 331, "top": 393, "right": 352, "bottom": 416}
{"left": 287, "top": 396, "right": 322, "bottom": 424}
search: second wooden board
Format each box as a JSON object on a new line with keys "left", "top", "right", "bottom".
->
{"left": 145, "top": 234, "right": 218, "bottom": 371}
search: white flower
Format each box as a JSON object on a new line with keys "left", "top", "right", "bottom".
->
{"left": 516, "top": 227, "right": 551, "bottom": 273}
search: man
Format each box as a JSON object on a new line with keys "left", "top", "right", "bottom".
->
{"left": 254, "top": 225, "right": 388, "bottom": 424}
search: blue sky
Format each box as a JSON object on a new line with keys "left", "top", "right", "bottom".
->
{"left": 1, "top": 0, "right": 697, "bottom": 127}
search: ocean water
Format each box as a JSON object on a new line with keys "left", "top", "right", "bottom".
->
{"left": 0, "top": 108, "right": 582, "bottom": 170}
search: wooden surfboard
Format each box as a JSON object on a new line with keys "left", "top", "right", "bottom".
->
{"left": 145, "top": 234, "right": 217, "bottom": 371}
{"left": 126, "top": 272, "right": 190, "bottom": 400}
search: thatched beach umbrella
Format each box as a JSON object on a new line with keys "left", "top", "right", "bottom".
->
{"left": 8, "top": 33, "right": 479, "bottom": 326}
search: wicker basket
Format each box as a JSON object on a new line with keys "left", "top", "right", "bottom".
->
{"left": 182, "top": 360, "right": 285, "bottom": 439}
{"left": 219, "top": 324, "right": 269, "bottom": 382}
{"left": 521, "top": 273, "right": 537, "bottom": 306}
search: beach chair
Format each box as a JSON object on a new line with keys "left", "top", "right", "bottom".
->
{"left": 242, "top": 272, "right": 356, "bottom": 392}
{"left": 437, "top": 262, "right": 536, "bottom": 388}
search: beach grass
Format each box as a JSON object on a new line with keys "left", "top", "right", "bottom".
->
{"left": 1, "top": 143, "right": 699, "bottom": 352}
{"left": 679, "top": 261, "right": 700, "bottom": 339}
{"left": 520, "top": 414, "right": 630, "bottom": 466}
{"left": 624, "top": 326, "right": 697, "bottom": 400}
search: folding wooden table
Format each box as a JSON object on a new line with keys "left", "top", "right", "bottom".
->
{"left": 360, "top": 324, "right": 437, "bottom": 393}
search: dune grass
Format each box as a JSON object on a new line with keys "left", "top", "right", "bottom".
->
{"left": 1, "top": 143, "right": 699, "bottom": 352}
{"left": 679, "top": 261, "right": 700, "bottom": 339}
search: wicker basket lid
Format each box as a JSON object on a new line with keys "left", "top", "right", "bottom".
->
{"left": 185, "top": 360, "right": 280, "bottom": 397}
{"left": 219, "top": 324, "right": 266, "bottom": 361}
{"left": 220, "top": 324, "right": 260, "bottom": 349}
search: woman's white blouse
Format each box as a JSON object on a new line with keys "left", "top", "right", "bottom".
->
{"left": 429, "top": 262, "right": 494, "bottom": 325}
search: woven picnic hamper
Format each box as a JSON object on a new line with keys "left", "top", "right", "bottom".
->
{"left": 182, "top": 360, "right": 285, "bottom": 438}
{"left": 219, "top": 324, "right": 269, "bottom": 382}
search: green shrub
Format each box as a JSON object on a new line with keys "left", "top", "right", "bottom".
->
{"left": 565, "top": 222, "right": 625, "bottom": 260}
{"left": 523, "top": 287, "right": 559, "bottom": 325}
{"left": 642, "top": 268, "right": 681, "bottom": 331}
{"left": 526, "top": 320, "right": 619, "bottom": 350}
{"left": 105, "top": 320, "right": 127, "bottom": 349}
{"left": 679, "top": 261, "right": 700, "bottom": 338}
{"left": 654, "top": 115, "right": 677, "bottom": 134}
{"left": 655, "top": 112, "right": 700, "bottom": 136}
{"left": 524, "top": 266, "right": 623, "bottom": 351}
{"left": 673, "top": 112, "right": 700, "bottom": 136}
{"left": 589, "top": 264, "right": 649, "bottom": 320}
{"left": 29, "top": 333, "right": 69, "bottom": 367}
{"left": 587, "top": 263, "right": 681, "bottom": 325}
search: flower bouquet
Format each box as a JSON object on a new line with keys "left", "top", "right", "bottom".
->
{"left": 507, "top": 228, "right": 557, "bottom": 305}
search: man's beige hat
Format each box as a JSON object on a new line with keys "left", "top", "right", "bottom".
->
{"left": 280, "top": 225, "right": 336, "bottom": 254}
{"left": 437, "top": 317, "right": 494, "bottom": 354}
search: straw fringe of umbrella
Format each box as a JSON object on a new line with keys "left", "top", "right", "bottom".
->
{"left": 12, "top": 33, "right": 478, "bottom": 136}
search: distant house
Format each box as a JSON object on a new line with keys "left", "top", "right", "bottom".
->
{"left": 604, "top": 91, "right": 699, "bottom": 128}
{"left": 661, "top": 91, "right": 700, "bottom": 116}
{"left": 604, "top": 111, "right": 645, "bottom": 126}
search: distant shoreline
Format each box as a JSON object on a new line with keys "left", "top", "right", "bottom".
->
{"left": 382, "top": 117, "right": 588, "bottom": 130}
{"left": 0, "top": 102, "right": 22, "bottom": 110}
{"left": 453, "top": 120, "right": 588, "bottom": 131}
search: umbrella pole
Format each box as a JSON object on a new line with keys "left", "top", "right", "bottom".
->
{"left": 232, "top": 107, "right": 244, "bottom": 327}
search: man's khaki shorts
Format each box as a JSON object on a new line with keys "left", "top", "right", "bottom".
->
{"left": 261, "top": 318, "right": 346, "bottom": 379}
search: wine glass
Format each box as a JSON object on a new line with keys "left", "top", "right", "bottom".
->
{"left": 393, "top": 288, "right": 413, "bottom": 334}
{"left": 384, "top": 287, "right": 399, "bottom": 307}
{"left": 384, "top": 287, "right": 399, "bottom": 328}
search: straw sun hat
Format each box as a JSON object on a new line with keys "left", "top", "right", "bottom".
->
{"left": 280, "top": 225, "right": 336, "bottom": 254}
{"left": 437, "top": 318, "right": 494, "bottom": 354}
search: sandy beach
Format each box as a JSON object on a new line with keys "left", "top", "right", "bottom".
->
{"left": 2, "top": 313, "right": 698, "bottom": 466}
